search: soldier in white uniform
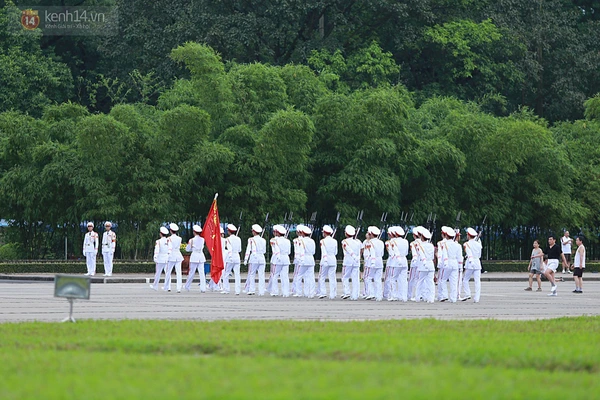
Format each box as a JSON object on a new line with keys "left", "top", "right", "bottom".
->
{"left": 267, "top": 225, "right": 291, "bottom": 297}
{"left": 444, "top": 227, "right": 463, "bottom": 302}
{"left": 163, "top": 223, "right": 184, "bottom": 292}
{"left": 383, "top": 227, "right": 409, "bottom": 301}
{"left": 415, "top": 228, "right": 435, "bottom": 303}
{"left": 295, "top": 225, "right": 316, "bottom": 298}
{"left": 318, "top": 225, "right": 338, "bottom": 299}
{"left": 184, "top": 225, "right": 206, "bottom": 292}
{"left": 364, "top": 226, "right": 384, "bottom": 301}
{"left": 408, "top": 226, "right": 423, "bottom": 301}
{"left": 83, "top": 222, "right": 98, "bottom": 276}
{"left": 243, "top": 224, "right": 267, "bottom": 295}
{"left": 361, "top": 232, "right": 373, "bottom": 299}
{"left": 221, "top": 224, "right": 242, "bottom": 295}
{"left": 461, "top": 227, "right": 483, "bottom": 303}
{"left": 101, "top": 221, "right": 116, "bottom": 276}
{"left": 291, "top": 225, "right": 306, "bottom": 297}
{"left": 435, "top": 227, "right": 450, "bottom": 302}
{"left": 150, "top": 226, "right": 170, "bottom": 290}
{"left": 341, "top": 225, "right": 361, "bottom": 300}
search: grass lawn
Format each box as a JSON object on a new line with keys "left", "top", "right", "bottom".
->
{"left": 1, "top": 318, "right": 598, "bottom": 399}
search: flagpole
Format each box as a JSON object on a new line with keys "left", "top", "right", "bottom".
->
{"left": 214, "top": 193, "right": 218, "bottom": 201}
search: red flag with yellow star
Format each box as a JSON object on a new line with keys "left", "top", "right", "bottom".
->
{"left": 201, "top": 194, "right": 224, "bottom": 284}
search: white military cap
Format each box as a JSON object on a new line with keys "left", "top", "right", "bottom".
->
{"left": 323, "top": 225, "right": 334, "bottom": 234}
{"left": 192, "top": 224, "right": 202, "bottom": 233}
{"left": 413, "top": 226, "right": 422, "bottom": 236}
{"left": 227, "top": 224, "right": 237, "bottom": 232}
{"left": 421, "top": 228, "right": 432, "bottom": 239}
{"left": 220, "top": 226, "right": 224, "bottom": 234}
{"left": 160, "top": 227, "right": 169, "bottom": 235}
{"left": 272, "top": 224, "right": 283, "bottom": 233}
{"left": 444, "top": 227, "right": 456, "bottom": 237}
{"left": 368, "top": 226, "right": 380, "bottom": 236}
{"left": 302, "top": 225, "right": 312, "bottom": 235}
{"left": 345, "top": 225, "right": 356, "bottom": 236}
{"left": 87, "top": 222, "right": 94, "bottom": 227}
{"left": 395, "top": 226, "right": 405, "bottom": 237}
{"left": 296, "top": 224, "right": 306, "bottom": 234}
{"left": 104, "top": 221, "right": 112, "bottom": 227}
{"left": 252, "top": 224, "right": 263, "bottom": 233}
{"left": 275, "top": 225, "right": 287, "bottom": 235}
{"left": 441, "top": 226, "right": 451, "bottom": 236}
{"left": 467, "top": 227, "right": 477, "bottom": 237}
{"left": 169, "top": 223, "right": 179, "bottom": 231}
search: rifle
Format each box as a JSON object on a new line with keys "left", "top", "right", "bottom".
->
{"left": 476, "top": 215, "right": 487, "bottom": 242}
{"left": 354, "top": 210, "right": 364, "bottom": 239}
{"left": 377, "top": 212, "right": 388, "bottom": 240}
{"left": 284, "top": 211, "right": 293, "bottom": 239}
{"left": 236, "top": 211, "right": 243, "bottom": 236}
{"left": 260, "top": 213, "right": 270, "bottom": 238}
{"left": 432, "top": 213, "right": 437, "bottom": 243}
{"left": 331, "top": 211, "right": 341, "bottom": 238}
{"left": 308, "top": 211, "right": 317, "bottom": 238}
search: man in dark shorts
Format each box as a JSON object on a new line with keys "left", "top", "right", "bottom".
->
{"left": 543, "top": 236, "right": 568, "bottom": 296}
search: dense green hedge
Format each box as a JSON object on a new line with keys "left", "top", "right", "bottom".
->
{"left": 1, "top": 261, "right": 599, "bottom": 274}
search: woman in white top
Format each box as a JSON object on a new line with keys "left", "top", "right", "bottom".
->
{"left": 184, "top": 225, "right": 206, "bottom": 292}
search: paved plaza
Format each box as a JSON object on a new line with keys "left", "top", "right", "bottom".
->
{"left": 0, "top": 273, "right": 598, "bottom": 323}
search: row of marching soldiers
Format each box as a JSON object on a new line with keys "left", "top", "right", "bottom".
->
{"left": 151, "top": 221, "right": 483, "bottom": 303}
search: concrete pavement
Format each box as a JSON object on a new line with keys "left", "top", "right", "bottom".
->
{"left": 0, "top": 272, "right": 598, "bottom": 323}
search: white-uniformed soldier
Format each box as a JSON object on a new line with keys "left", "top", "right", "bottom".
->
{"left": 341, "top": 225, "right": 361, "bottom": 300}
{"left": 101, "top": 221, "right": 116, "bottom": 276}
{"left": 415, "top": 228, "right": 435, "bottom": 303}
{"left": 395, "top": 227, "right": 410, "bottom": 302}
{"left": 184, "top": 225, "right": 206, "bottom": 292}
{"left": 150, "top": 227, "right": 170, "bottom": 290}
{"left": 364, "top": 226, "right": 384, "bottom": 301}
{"left": 163, "top": 223, "right": 184, "bottom": 292}
{"left": 461, "top": 227, "right": 483, "bottom": 302}
{"left": 408, "top": 226, "right": 423, "bottom": 301}
{"left": 435, "top": 227, "right": 451, "bottom": 302}
{"left": 243, "top": 224, "right": 267, "bottom": 296}
{"left": 291, "top": 225, "right": 306, "bottom": 297}
{"left": 83, "top": 222, "right": 99, "bottom": 276}
{"left": 384, "top": 227, "right": 408, "bottom": 301}
{"left": 317, "top": 225, "right": 338, "bottom": 299}
{"left": 267, "top": 225, "right": 291, "bottom": 297}
{"left": 221, "top": 224, "right": 242, "bottom": 295}
{"left": 294, "top": 225, "right": 316, "bottom": 298}
{"left": 445, "top": 227, "right": 462, "bottom": 302}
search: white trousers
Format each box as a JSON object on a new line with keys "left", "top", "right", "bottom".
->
{"left": 267, "top": 264, "right": 290, "bottom": 296}
{"left": 416, "top": 270, "right": 435, "bottom": 302}
{"left": 164, "top": 260, "right": 182, "bottom": 292}
{"left": 245, "top": 262, "right": 265, "bottom": 295}
{"left": 366, "top": 267, "right": 383, "bottom": 300}
{"left": 151, "top": 262, "right": 166, "bottom": 289}
{"left": 384, "top": 267, "right": 407, "bottom": 301}
{"left": 102, "top": 251, "right": 113, "bottom": 275}
{"left": 294, "top": 266, "right": 316, "bottom": 297}
{"left": 462, "top": 269, "right": 481, "bottom": 302}
{"left": 408, "top": 266, "right": 419, "bottom": 299}
{"left": 441, "top": 268, "right": 459, "bottom": 302}
{"left": 185, "top": 262, "right": 206, "bottom": 292}
{"left": 85, "top": 252, "right": 97, "bottom": 275}
{"left": 436, "top": 267, "right": 449, "bottom": 301}
{"left": 362, "top": 267, "right": 374, "bottom": 297}
{"left": 221, "top": 262, "right": 241, "bottom": 294}
{"left": 318, "top": 264, "right": 337, "bottom": 299}
{"left": 342, "top": 265, "right": 360, "bottom": 300}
